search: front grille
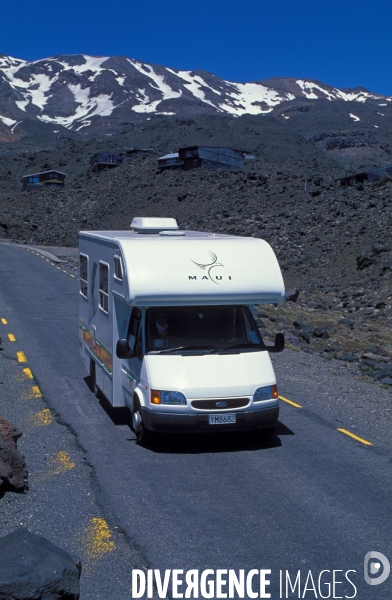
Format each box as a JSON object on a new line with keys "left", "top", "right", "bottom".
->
{"left": 191, "top": 398, "right": 249, "bottom": 410}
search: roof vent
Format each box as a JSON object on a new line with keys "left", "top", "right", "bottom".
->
{"left": 130, "top": 217, "right": 179, "bottom": 234}
{"left": 159, "top": 230, "right": 185, "bottom": 236}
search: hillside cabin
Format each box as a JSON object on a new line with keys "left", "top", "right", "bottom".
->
{"left": 90, "top": 152, "right": 123, "bottom": 173}
{"left": 178, "top": 146, "right": 244, "bottom": 171}
{"left": 22, "top": 170, "right": 66, "bottom": 191}
{"left": 157, "top": 146, "right": 245, "bottom": 172}
{"left": 123, "top": 147, "right": 154, "bottom": 157}
{"left": 157, "top": 152, "right": 184, "bottom": 170}
{"left": 336, "top": 163, "right": 392, "bottom": 187}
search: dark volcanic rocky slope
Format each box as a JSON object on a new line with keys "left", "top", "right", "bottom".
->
{"left": 0, "top": 115, "right": 391, "bottom": 297}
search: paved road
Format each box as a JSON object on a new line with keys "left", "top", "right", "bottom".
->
{"left": 0, "top": 243, "right": 391, "bottom": 599}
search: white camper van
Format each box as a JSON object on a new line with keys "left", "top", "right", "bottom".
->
{"left": 79, "top": 217, "right": 285, "bottom": 445}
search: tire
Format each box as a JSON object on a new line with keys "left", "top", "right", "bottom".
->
{"left": 132, "top": 401, "right": 151, "bottom": 447}
{"left": 90, "top": 360, "right": 103, "bottom": 400}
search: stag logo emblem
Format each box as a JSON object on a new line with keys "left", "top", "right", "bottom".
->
{"left": 191, "top": 251, "right": 224, "bottom": 284}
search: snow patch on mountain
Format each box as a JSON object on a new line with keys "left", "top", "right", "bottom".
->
{"left": 0, "top": 114, "right": 17, "bottom": 126}
{"left": 296, "top": 80, "right": 335, "bottom": 100}
{"left": 54, "top": 55, "right": 110, "bottom": 81}
{"left": 221, "top": 82, "right": 295, "bottom": 115}
{"left": 167, "top": 69, "right": 219, "bottom": 107}
{"left": 129, "top": 60, "right": 182, "bottom": 112}
{"left": 38, "top": 85, "right": 115, "bottom": 127}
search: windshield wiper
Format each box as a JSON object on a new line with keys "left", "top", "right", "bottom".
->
{"left": 152, "top": 345, "right": 217, "bottom": 355}
{"left": 218, "top": 343, "right": 264, "bottom": 351}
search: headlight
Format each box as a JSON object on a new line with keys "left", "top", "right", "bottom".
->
{"left": 253, "top": 385, "right": 278, "bottom": 402}
{"left": 151, "top": 390, "right": 187, "bottom": 405}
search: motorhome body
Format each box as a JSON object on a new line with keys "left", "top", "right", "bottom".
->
{"left": 79, "top": 218, "right": 285, "bottom": 443}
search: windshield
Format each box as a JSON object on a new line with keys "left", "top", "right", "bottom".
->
{"left": 146, "top": 305, "right": 263, "bottom": 353}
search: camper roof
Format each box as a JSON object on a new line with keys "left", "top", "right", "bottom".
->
{"left": 79, "top": 229, "right": 285, "bottom": 306}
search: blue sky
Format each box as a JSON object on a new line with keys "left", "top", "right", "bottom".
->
{"left": 2, "top": 0, "right": 391, "bottom": 95}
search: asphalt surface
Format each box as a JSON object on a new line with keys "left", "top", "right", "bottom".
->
{"left": 0, "top": 242, "right": 392, "bottom": 599}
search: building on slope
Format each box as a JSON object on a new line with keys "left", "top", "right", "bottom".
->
{"left": 89, "top": 152, "right": 123, "bottom": 173}
{"left": 157, "top": 146, "right": 245, "bottom": 172}
{"left": 336, "top": 163, "right": 392, "bottom": 186}
{"left": 21, "top": 170, "right": 66, "bottom": 191}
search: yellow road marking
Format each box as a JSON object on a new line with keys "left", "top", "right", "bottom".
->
{"left": 31, "top": 385, "right": 42, "bottom": 398}
{"left": 56, "top": 266, "right": 61, "bottom": 270}
{"left": 8, "top": 333, "right": 16, "bottom": 342}
{"left": 83, "top": 518, "right": 116, "bottom": 559}
{"left": 51, "top": 262, "right": 55, "bottom": 266}
{"left": 46, "top": 259, "right": 50, "bottom": 262}
{"left": 17, "top": 351, "right": 27, "bottom": 363}
{"left": 279, "top": 395, "right": 302, "bottom": 408}
{"left": 63, "top": 269, "right": 67, "bottom": 273}
{"left": 1, "top": 318, "right": 7, "bottom": 324}
{"left": 23, "top": 368, "right": 33, "bottom": 379}
{"left": 338, "top": 428, "right": 373, "bottom": 446}
{"left": 51, "top": 451, "right": 75, "bottom": 474}
{"left": 31, "top": 408, "right": 52, "bottom": 425}
{"left": 70, "top": 274, "right": 76, "bottom": 278}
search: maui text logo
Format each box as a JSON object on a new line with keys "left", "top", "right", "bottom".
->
{"left": 364, "top": 551, "right": 390, "bottom": 586}
{"left": 190, "top": 251, "right": 231, "bottom": 284}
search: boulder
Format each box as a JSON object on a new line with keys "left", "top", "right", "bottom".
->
{"left": 337, "top": 353, "right": 357, "bottom": 363}
{"left": 0, "top": 416, "right": 28, "bottom": 493}
{"left": 285, "top": 288, "right": 300, "bottom": 302}
{"left": 0, "top": 528, "right": 82, "bottom": 600}
{"left": 313, "top": 327, "right": 330, "bottom": 339}
{"left": 293, "top": 319, "right": 313, "bottom": 343}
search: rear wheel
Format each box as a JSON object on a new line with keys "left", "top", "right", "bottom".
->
{"left": 90, "top": 360, "right": 103, "bottom": 399}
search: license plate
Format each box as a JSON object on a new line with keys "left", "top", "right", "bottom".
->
{"left": 209, "top": 414, "right": 236, "bottom": 425}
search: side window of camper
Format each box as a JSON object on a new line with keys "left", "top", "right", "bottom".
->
{"left": 99, "top": 262, "right": 109, "bottom": 313}
{"left": 79, "top": 254, "right": 88, "bottom": 298}
{"left": 114, "top": 255, "right": 123, "bottom": 281}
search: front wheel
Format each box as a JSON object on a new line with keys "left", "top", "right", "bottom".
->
{"left": 132, "top": 406, "right": 151, "bottom": 447}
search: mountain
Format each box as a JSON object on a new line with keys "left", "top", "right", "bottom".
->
{"left": 0, "top": 53, "right": 391, "bottom": 139}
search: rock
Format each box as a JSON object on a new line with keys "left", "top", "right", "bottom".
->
{"left": 0, "top": 416, "right": 28, "bottom": 493}
{"left": 0, "top": 528, "right": 82, "bottom": 600}
{"left": 337, "top": 352, "right": 357, "bottom": 362}
{"left": 313, "top": 326, "right": 330, "bottom": 339}
{"left": 293, "top": 319, "right": 313, "bottom": 343}
{"left": 362, "top": 352, "right": 390, "bottom": 363}
{"left": 285, "top": 288, "right": 299, "bottom": 302}
{"left": 339, "top": 317, "right": 355, "bottom": 329}
{"left": 375, "top": 367, "right": 392, "bottom": 381}
{"left": 380, "top": 377, "right": 392, "bottom": 385}
{"left": 364, "top": 345, "right": 389, "bottom": 357}
{"left": 356, "top": 243, "right": 390, "bottom": 270}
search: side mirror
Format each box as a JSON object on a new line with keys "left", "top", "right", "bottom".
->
{"left": 268, "top": 333, "right": 285, "bottom": 353}
{"left": 116, "top": 339, "right": 131, "bottom": 359}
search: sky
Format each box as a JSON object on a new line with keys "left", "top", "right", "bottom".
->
{"left": 2, "top": 0, "right": 392, "bottom": 96}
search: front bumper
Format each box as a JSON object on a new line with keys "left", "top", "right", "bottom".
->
{"left": 141, "top": 404, "right": 279, "bottom": 433}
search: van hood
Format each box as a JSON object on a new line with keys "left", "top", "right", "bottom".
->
{"left": 145, "top": 352, "right": 276, "bottom": 399}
